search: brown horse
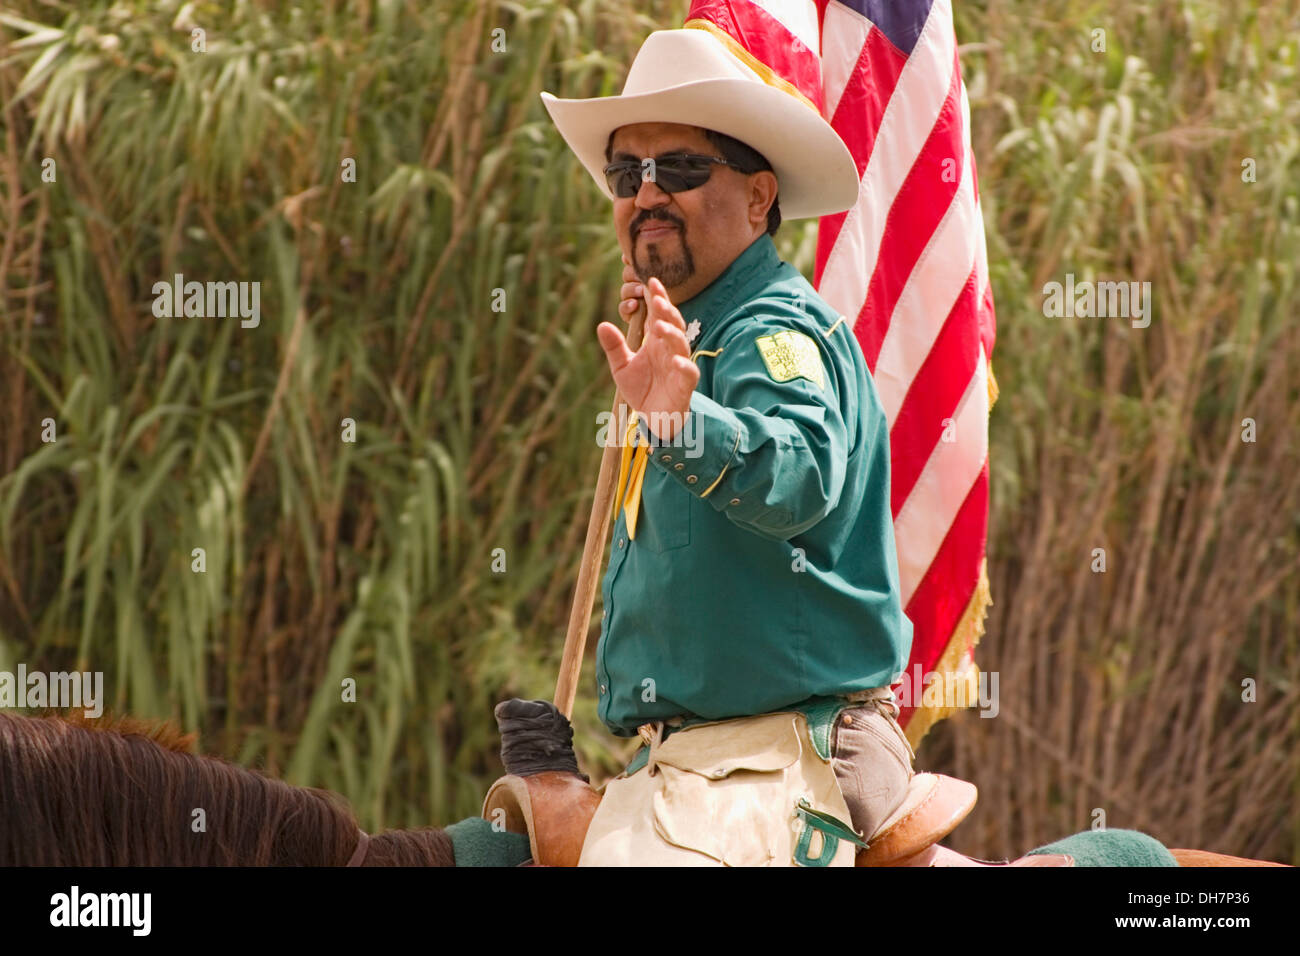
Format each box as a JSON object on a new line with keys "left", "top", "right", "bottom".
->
{"left": 0, "top": 712, "right": 454, "bottom": 866}
{"left": 4, "top": 707, "right": 1287, "bottom": 867}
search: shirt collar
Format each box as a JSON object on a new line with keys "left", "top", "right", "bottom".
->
{"left": 677, "top": 232, "right": 779, "bottom": 324}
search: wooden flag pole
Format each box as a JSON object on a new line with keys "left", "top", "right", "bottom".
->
{"left": 554, "top": 302, "right": 647, "bottom": 719}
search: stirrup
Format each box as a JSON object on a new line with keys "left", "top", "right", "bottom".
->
{"left": 855, "top": 772, "right": 978, "bottom": 866}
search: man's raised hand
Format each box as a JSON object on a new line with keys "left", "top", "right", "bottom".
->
{"left": 596, "top": 275, "right": 699, "bottom": 441}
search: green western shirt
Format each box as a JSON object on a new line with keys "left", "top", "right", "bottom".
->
{"left": 596, "top": 232, "right": 912, "bottom": 736}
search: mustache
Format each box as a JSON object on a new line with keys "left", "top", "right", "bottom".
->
{"left": 634, "top": 215, "right": 681, "bottom": 235}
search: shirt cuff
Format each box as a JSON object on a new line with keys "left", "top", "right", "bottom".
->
{"left": 639, "top": 392, "right": 741, "bottom": 500}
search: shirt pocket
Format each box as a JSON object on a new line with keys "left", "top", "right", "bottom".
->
{"left": 636, "top": 473, "right": 691, "bottom": 553}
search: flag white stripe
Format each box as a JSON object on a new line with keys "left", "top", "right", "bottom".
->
{"left": 748, "top": 0, "right": 822, "bottom": 55}
{"left": 820, "top": 1, "right": 874, "bottom": 122}
{"left": 958, "top": 78, "right": 991, "bottom": 309}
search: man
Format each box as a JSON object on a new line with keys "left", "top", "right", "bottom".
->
{"left": 540, "top": 28, "right": 915, "bottom": 860}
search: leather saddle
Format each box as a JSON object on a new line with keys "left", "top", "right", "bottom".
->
{"left": 482, "top": 769, "right": 1073, "bottom": 867}
{"left": 483, "top": 771, "right": 603, "bottom": 868}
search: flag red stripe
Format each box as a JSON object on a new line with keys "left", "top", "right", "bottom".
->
{"left": 686, "top": 0, "right": 825, "bottom": 110}
{"left": 978, "top": 258, "right": 997, "bottom": 360}
{"left": 825, "top": 24, "right": 908, "bottom": 166}
{"left": 894, "top": 461, "right": 988, "bottom": 723}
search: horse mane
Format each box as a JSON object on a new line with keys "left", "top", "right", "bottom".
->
{"left": 59, "top": 710, "right": 199, "bottom": 753}
{"left": 0, "top": 711, "right": 454, "bottom": 866}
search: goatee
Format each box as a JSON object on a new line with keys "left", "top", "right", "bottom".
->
{"left": 634, "top": 230, "right": 694, "bottom": 289}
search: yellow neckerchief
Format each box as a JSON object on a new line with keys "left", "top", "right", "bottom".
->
{"left": 612, "top": 345, "right": 722, "bottom": 539}
{"left": 612, "top": 413, "right": 649, "bottom": 538}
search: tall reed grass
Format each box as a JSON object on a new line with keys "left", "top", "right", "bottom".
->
{"left": 1, "top": 0, "right": 1296, "bottom": 858}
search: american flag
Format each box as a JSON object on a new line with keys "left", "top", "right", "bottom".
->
{"left": 682, "top": 0, "right": 998, "bottom": 745}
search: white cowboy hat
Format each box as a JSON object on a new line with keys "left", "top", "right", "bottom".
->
{"left": 539, "top": 28, "right": 860, "bottom": 221}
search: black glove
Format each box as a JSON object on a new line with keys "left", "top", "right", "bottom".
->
{"left": 493, "top": 698, "right": 588, "bottom": 781}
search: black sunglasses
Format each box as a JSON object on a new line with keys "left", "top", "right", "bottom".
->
{"left": 603, "top": 152, "right": 746, "bottom": 198}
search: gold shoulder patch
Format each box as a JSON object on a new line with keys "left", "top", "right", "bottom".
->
{"left": 754, "top": 330, "right": 825, "bottom": 390}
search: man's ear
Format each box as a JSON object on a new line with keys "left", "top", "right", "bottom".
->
{"left": 749, "top": 170, "right": 778, "bottom": 227}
